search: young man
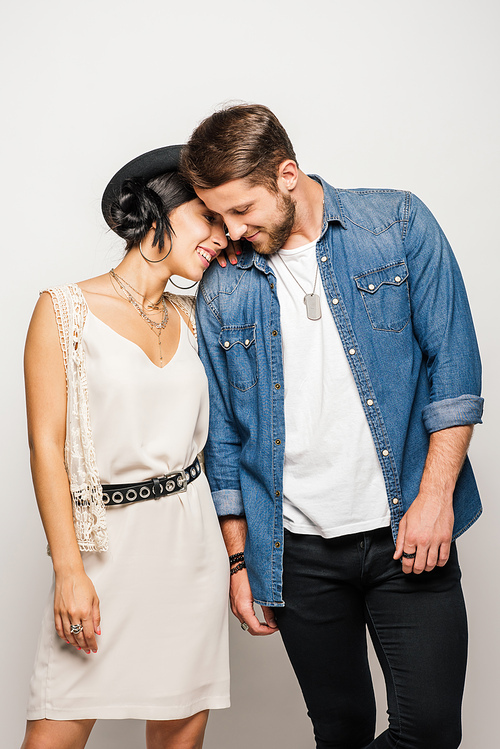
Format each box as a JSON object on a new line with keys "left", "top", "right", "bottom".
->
{"left": 181, "top": 104, "right": 483, "bottom": 749}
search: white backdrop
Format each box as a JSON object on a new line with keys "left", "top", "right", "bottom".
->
{"left": 2, "top": 1, "right": 498, "bottom": 747}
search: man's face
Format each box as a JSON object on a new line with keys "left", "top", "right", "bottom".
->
{"left": 196, "top": 178, "right": 296, "bottom": 256}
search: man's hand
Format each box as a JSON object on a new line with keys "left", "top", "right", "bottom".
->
{"left": 220, "top": 515, "right": 278, "bottom": 636}
{"left": 393, "top": 424, "right": 473, "bottom": 574}
{"left": 394, "top": 491, "right": 454, "bottom": 574}
{"left": 230, "top": 568, "right": 278, "bottom": 636}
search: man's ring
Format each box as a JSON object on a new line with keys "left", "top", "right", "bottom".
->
{"left": 70, "top": 623, "right": 84, "bottom": 635}
{"left": 240, "top": 622, "right": 250, "bottom": 631}
{"left": 402, "top": 551, "right": 417, "bottom": 559}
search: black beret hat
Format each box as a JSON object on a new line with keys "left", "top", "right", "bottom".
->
{"left": 101, "top": 144, "right": 183, "bottom": 228}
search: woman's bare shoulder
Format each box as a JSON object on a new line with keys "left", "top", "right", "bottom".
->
{"left": 26, "top": 292, "right": 63, "bottom": 362}
{"left": 76, "top": 273, "right": 114, "bottom": 297}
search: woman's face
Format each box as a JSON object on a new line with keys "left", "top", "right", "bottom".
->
{"left": 166, "top": 198, "right": 228, "bottom": 281}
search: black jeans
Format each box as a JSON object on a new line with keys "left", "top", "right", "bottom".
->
{"left": 273, "top": 527, "right": 467, "bottom": 749}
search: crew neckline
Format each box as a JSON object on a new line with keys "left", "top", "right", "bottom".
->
{"left": 274, "top": 236, "right": 321, "bottom": 258}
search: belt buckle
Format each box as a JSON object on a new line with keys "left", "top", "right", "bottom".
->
{"left": 164, "top": 469, "right": 188, "bottom": 495}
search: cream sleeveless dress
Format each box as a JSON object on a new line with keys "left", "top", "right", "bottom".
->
{"left": 27, "top": 299, "right": 230, "bottom": 720}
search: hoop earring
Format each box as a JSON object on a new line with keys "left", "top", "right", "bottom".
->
{"left": 139, "top": 240, "right": 172, "bottom": 264}
{"left": 168, "top": 278, "right": 199, "bottom": 290}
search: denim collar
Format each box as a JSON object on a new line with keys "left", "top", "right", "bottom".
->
{"left": 237, "top": 174, "right": 346, "bottom": 272}
{"left": 313, "top": 174, "right": 347, "bottom": 236}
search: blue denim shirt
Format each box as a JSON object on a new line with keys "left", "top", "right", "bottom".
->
{"left": 196, "top": 177, "right": 483, "bottom": 607}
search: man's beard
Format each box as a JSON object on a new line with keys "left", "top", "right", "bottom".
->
{"left": 253, "top": 192, "right": 296, "bottom": 255}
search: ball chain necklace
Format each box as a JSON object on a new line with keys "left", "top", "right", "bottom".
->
{"left": 109, "top": 269, "right": 169, "bottom": 364}
{"left": 274, "top": 199, "right": 324, "bottom": 321}
{"left": 276, "top": 253, "right": 322, "bottom": 321}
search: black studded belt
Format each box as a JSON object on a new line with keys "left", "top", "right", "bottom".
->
{"left": 102, "top": 457, "right": 201, "bottom": 507}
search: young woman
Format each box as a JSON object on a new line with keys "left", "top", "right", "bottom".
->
{"left": 22, "top": 146, "right": 230, "bottom": 749}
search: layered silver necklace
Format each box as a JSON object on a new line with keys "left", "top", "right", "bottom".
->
{"left": 109, "top": 269, "right": 169, "bottom": 364}
{"left": 276, "top": 253, "right": 322, "bottom": 321}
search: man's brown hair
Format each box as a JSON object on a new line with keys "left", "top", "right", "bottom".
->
{"left": 181, "top": 104, "right": 298, "bottom": 193}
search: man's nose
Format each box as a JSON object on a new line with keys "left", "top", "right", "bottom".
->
{"left": 224, "top": 219, "right": 247, "bottom": 241}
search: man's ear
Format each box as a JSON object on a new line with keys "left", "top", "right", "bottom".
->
{"left": 277, "top": 160, "right": 299, "bottom": 191}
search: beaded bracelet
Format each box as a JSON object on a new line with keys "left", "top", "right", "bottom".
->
{"left": 229, "top": 552, "right": 245, "bottom": 565}
{"left": 230, "top": 561, "right": 246, "bottom": 576}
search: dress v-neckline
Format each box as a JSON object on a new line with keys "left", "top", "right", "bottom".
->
{"left": 77, "top": 287, "right": 183, "bottom": 370}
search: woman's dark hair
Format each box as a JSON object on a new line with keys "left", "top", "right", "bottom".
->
{"left": 109, "top": 171, "right": 197, "bottom": 253}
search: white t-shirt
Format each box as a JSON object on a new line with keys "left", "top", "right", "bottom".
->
{"left": 268, "top": 239, "right": 390, "bottom": 538}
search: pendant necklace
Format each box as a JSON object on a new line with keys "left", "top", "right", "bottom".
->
{"left": 109, "top": 268, "right": 164, "bottom": 310}
{"left": 276, "top": 253, "right": 322, "bottom": 321}
{"left": 109, "top": 269, "right": 169, "bottom": 364}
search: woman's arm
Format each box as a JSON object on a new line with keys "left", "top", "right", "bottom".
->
{"left": 25, "top": 292, "right": 100, "bottom": 654}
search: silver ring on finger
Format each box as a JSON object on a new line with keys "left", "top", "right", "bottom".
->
{"left": 402, "top": 551, "right": 417, "bottom": 559}
{"left": 70, "top": 623, "right": 84, "bottom": 635}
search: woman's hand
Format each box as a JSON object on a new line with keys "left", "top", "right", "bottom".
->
{"left": 54, "top": 569, "right": 101, "bottom": 654}
{"left": 216, "top": 238, "right": 241, "bottom": 267}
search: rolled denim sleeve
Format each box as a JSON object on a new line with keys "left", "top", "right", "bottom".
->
{"left": 404, "top": 195, "right": 483, "bottom": 432}
{"left": 422, "top": 394, "right": 484, "bottom": 433}
{"left": 196, "top": 284, "right": 246, "bottom": 517}
{"left": 211, "top": 488, "right": 245, "bottom": 516}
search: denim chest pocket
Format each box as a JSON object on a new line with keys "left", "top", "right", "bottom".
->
{"left": 219, "top": 324, "right": 258, "bottom": 391}
{"left": 354, "top": 262, "right": 410, "bottom": 332}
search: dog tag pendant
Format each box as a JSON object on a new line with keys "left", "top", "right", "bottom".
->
{"left": 304, "top": 293, "right": 321, "bottom": 320}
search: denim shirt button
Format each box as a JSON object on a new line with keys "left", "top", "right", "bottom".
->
{"left": 270, "top": 282, "right": 275, "bottom": 289}
{"left": 275, "top": 490, "right": 281, "bottom": 497}
{"left": 275, "top": 439, "right": 281, "bottom": 445}
{"left": 394, "top": 276, "right": 401, "bottom": 282}
{"left": 368, "top": 283, "right": 375, "bottom": 290}
{"left": 332, "top": 298, "right": 339, "bottom": 305}
{"left": 224, "top": 341, "right": 230, "bottom": 348}
{"left": 245, "top": 339, "right": 250, "bottom": 345}
{"left": 392, "top": 497, "right": 399, "bottom": 505}
{"left": 274, "top": 541, "right": 281, "bottom": 548}
{"left": 321, "top": 256, "right": 327, "bottom": 262}
{"left": 367, "top": 399, "right": 374, "bottom": 406}
{"left": 272, "top": 330, "right": 278, "bottom": 336}
{"left": 349, "top": 348, "right": 356, "bottom": 355}
{"left": 275, "top": 383, "right": 281, "bottom": 389}
{"left": 382, "top": 449, "right": 389, "bottom": 456}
